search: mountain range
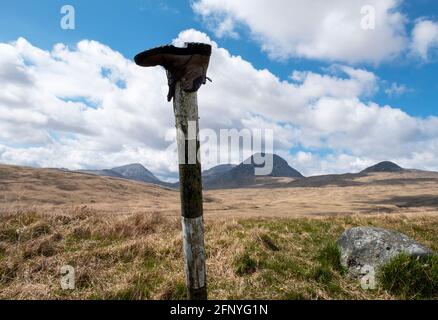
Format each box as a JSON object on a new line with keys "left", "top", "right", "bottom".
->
{"left": 203, "top": 154, "right": 303, "bottom": 189}
{"left": 79, "top": 164, "right": 175, "bottom": 188}
{"left": 75, "top": 154, "right": 413, "bottom": 190}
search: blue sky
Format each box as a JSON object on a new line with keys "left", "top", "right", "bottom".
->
{"left": 0, "top": 0, "right": 436, "bottom": 116}
{"left": 0, "top": 0, "right": 438, "bottom": 178}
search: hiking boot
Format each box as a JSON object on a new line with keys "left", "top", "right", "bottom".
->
{"left": 134, "top": 43, "right": 212, "bottom": 101}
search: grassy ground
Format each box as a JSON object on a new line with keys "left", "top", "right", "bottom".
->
{"left": 3, "top": 164, "right": 438, "bottom": 220}
{"left": 0, "top": 208, "right": 436, "bottom": 300}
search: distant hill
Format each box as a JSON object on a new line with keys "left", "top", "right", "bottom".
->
{"left": 287, "top": 173, "right": 362, "bottom": 188}
{"left": 111, "top": 164, "right": 160, "bottom": 184}
{"left": 361, "top": 161, "right": 404, "bottom": 174}
{"left": 205, "top": 154, "right": 303, "bottom": 189}
{"left": 0, "top": 164, "right": 177, "bottom": 212}
{"left": 202, "top": 164, "right": 237, "bottom": 185}
{"left": 80, "top": 169, "right": 125, "bottom": 179}
{"left": 78, "top": 164, "right": 174, "bottom": 188}
{"left": 285, "top": 161, "right": 405, "bottom": 188}
{"left": 57, "top": 159, "right": 411, "bottom": 190}
{"left": 203, "top": 164, "right": 237, "bottom": 178}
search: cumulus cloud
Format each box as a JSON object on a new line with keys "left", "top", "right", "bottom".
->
{"left": 1, "top": 30, "right": 438, "bottom": 179}
{"left": 384, "top": 82, "right": 409, "bottom": 97}
{"left": 411, "top": 19, "right": 438, "bottom": 60}
{"left": 0, "top": 37, "right": 176, "bottom": 178}
{"left": 193, "top": 0, "right": 408, "bottom": 64}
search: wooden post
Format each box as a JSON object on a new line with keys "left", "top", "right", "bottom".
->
{"left": 173, "top": 81, "right": 207, "bottom": 300}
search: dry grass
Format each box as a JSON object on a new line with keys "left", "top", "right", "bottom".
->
{"left": 0, "top": 208, "right": 436, "bottom": 300}
{"left": 1, "top": 164, "right": 437, "bottom": 299}
{"left": 2, "top": 165, "right": 438, "bottom": 220}
{"left": 0, "top": 165, "right": 179, "bottom": 216}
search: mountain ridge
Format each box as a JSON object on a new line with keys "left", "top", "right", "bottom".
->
{"left": 204, "top": 153, "right": 304, "bottom": 189}
{"left": 69, "top": 159, "right": 414, "bottom": 190}
{"left": 77, "top": 163, "right": 174, "bottom": 188}
{"left": 361, "top": 161, "right": 404, "bottom": 174}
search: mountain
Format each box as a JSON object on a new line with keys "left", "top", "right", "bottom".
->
{"left": 78, "top": 164, "right": 175, "bottom": 188}
{"left": 285, "top": 161, "right": 405, "bottom": 188}
{"left": 202, "top": 164, "right": 236, "bottom": 185}
{"left": 111, "top": 164, "right": 160, "bottom": 184}
{"left": 286, "top": 173, "right": 361, "bottom": 188}
{"left": 203, "top": 164, "right": 237, "bottom": 178}
{"left": 71, "top": 159, "right": 407, "bottom": 190}
{"left": 204, "top": 154, "right": 304, "bottom": 189}
{"left": 361, "top": 161, "right": 404, "bottom": 174}
{"left": 229, "top": 153, "right": 303, "bottom": 178}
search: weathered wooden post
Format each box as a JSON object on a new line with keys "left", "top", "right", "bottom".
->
{"left": 134, "top": 43, "right": 211, "bottom": 300}
{"left": 173, "top": 82, "right": 207, "bottom": 300}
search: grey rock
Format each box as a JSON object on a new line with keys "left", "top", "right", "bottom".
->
{"left": 337, "top": 227, "right": 433, "bottom": 278}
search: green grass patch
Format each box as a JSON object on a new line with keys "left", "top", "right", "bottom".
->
{"left": 316, "top": 242, "right": 346, "bottom": 274}
{"left": 110, "top": 274, "right": 157, "bottom": 300}
{"left": 0, "top": 228, "right": 20, "bottom": 243}
{"left": 258, "top": 233, "right": 280, "bottom": 251}
{"left": 378, "top": 254, "right": 438, "bottom": 300}
{"left": 261, "top": 254, "right": 307, "bottom": 278}
{"left": 159, "top": 281, "right": 187, "bottom": 300}
{"left": 234, "top": 252, "right": 258, "bottom": 276}
{"left": 308, "top": 264, "right": 334, "bottom": 284}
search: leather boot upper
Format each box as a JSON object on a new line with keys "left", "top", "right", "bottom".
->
{"left": 135, "top": 43, "right": 212, "bottom": 101}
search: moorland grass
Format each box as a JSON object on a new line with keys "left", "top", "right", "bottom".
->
{"left": 0, "top": 209, "right": 437, "bottom": 300}
{"left": 378, "top": 254, "right": 437, "bottom": 300}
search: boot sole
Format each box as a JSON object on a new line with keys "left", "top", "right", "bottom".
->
{"left": 135, "top": 43, "right": 212, "bottom": 67}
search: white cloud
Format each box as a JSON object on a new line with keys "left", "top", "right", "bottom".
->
{"left": 280, "top": 151, "right": 377, "bottom": 176}
{"left": 384, "top": 82, "right": 409, "bottom": 97}
{"left": 411, "top": 19, "right": 438, "bottom": 60}
{"left": 193, "top": 0, "right": 408, "bottom": 64}
{"left": 0, "top": 37, "right": 176, "bottom": 175}
{"left": 1, "top": 30, "right": 438, "bottom": 179}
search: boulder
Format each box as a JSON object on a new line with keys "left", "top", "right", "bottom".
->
{"left": 337, "top": 227, "right": 433, "bottom": 278}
